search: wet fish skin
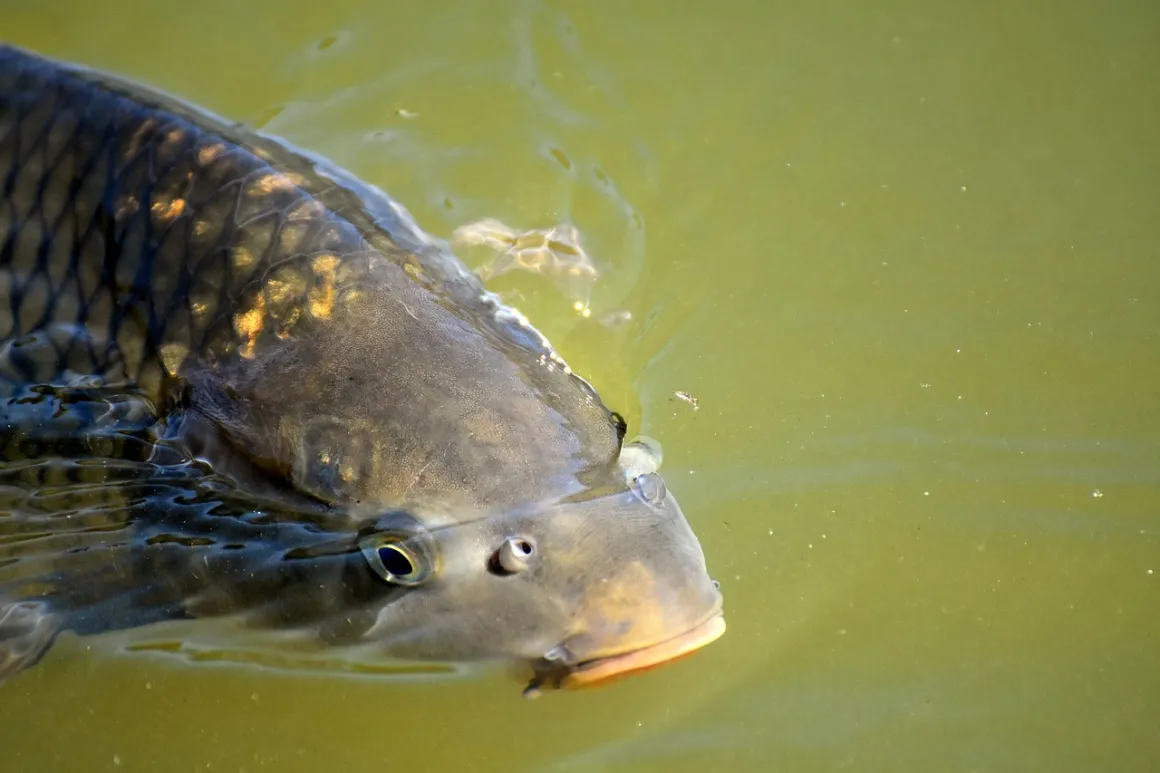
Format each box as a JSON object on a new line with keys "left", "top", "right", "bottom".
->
{"left": 0, "top": 42, "right": 621, "bottom": 515}
{"left": 0, "top": 44, "right": 391, "bottom": 399}
{"left": 0, "top": 43, "right": 723, "bottom": 690}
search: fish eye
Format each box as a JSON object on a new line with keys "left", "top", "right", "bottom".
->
{"left": 379, "top": 545, "right": 415, "bottom": 576}
{"left": 490, "top": 536, "right": 537, "bottom": 576}
{"left": 360, "top": 536, "right": 435, "bottom": 587}
{"left": 633, "top": 472, "right": 667, "bottom": 505}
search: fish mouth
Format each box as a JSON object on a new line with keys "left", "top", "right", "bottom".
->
{"left": 523, "top": 611, "right": 726, "bottom": 697}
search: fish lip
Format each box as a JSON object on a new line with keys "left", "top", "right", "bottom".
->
{"left": 524, "top": 607, "right": 726, "bottom": 696}
{"left": 563, "top": 611, "right": 726, "bottom": 688}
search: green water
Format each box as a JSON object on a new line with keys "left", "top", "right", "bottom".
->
{"left": 2, "top": 0, "right": 1158, "bottom": 770}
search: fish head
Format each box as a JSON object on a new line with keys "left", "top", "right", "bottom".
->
{"left": 356, "top": 439, "right": 725, "bottom": 694}
{"left": 189, "top": 279, "right": 628, "bottom": 515}
{"left": 185, "top": 280, "right": 724, "bottom": 690}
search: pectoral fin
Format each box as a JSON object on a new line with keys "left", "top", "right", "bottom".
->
{"left": 0, "top": 600, "right": 62, "bottom": 684}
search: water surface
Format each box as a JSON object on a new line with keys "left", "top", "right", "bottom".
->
{"left": 1, "top": 0, "right": 1158, "bottom": 770}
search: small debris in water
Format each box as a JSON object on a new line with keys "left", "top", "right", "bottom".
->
{"left": 1092, "top": 489, "right": 1104, "bottom": 498}
{"left": 598, "top": 309, "right": 633, "bottom": 327}
{"left": 396, "top": 108, "right": 419, "bottom": 119}
{"left": 674, "top": 391, "right": 699, "bottom": 411}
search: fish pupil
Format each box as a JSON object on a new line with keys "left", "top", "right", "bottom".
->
{"left": 378, "top": 545, "right": 415, "bottom": 578}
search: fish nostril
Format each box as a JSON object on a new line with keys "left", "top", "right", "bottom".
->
{"left": 490, "top": 535, "right": 537, "bottom": 575}
{"left": 711, "top": 579, "right": 721, "bottom": 590}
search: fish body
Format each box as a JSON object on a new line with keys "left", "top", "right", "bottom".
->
{"left": 0, "top": 44, "right": 723, "bottom": 693}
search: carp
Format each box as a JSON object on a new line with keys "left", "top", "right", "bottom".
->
{"left": 0, "top": 43, "right": 723, "bottom": 696}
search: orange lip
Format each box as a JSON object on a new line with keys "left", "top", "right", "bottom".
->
{"left": 560, "top": 613, "right": 727, "bottom": 689}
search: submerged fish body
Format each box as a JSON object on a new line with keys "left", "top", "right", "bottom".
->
{"left": 0, "top": 44, "right": 724, "bottom": 693}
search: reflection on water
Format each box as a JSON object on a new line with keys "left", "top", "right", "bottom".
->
{"left": 0, "top": 385, "right": 482, "bottom": 682}
{"left": 0, "top": 385, "right": 221, "bottom": 638}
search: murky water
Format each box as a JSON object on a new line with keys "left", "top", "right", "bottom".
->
{"left": 2, "top": 0, "right": 1158, "bottom": 770}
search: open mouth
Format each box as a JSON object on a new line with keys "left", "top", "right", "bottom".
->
{"left": 523, "top": 612, "right": 726, "bottom": 697}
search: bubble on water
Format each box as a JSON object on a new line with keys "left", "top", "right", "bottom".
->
{"left": 598, "top": 309, "right": 632, "bottom": 327}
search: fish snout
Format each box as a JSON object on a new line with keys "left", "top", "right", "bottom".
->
{"left": 528, "top": 542, "right": 725, "bottom": 695}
